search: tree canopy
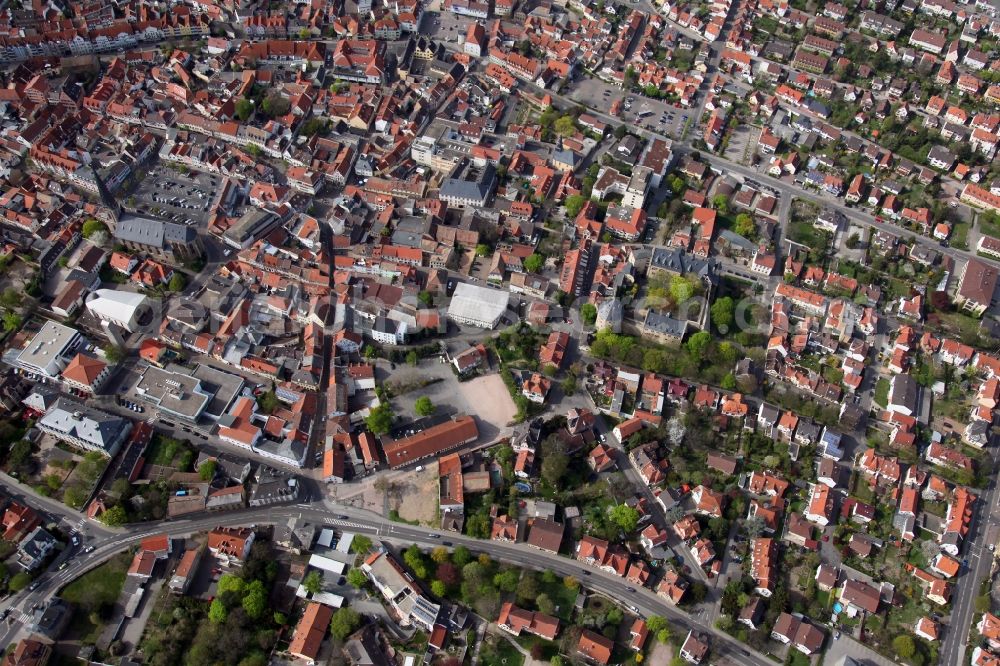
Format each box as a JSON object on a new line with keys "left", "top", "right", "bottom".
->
{"left": 608, "top": 504, "right": 641, "bottom": 533}
{"left": 330, "top": 607, "right": 361, "bottom": 640}
{"left": 365, "top": 403, "right": 393, "bottom": 435}
{"left": 524, "top": 254, "right": 545, "bottom": 273}
{"left": 414, "top": 396, "right": 435, "bottom": 417}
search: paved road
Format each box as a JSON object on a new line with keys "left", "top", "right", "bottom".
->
{"left": 940, "top": 442, "right": 1000, "bottom": 665}
{"left": 523, "top": 77, "right": 995, "bottom": 281}
{"left": 0, "top": 498, "right": 770, "bottom": 665}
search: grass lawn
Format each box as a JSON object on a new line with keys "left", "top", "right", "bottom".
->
{"left": 786, "top": 650, "right": 811, "bottom": 666}
{"left": 538, "top": 576, "right": 581, "bottom": 622}
{"left": 787, "top": 220, "right": 828, "bottom": 253}
{"left": 479, "top": 634, "right": 525, "bottom": 666}
{"left": 61, "top": 553, "right": 130, "bottom": 645}
{"left": 931, "top": 311, "right": 982, "bottom": 343}
{"left": 906, "top": 544, "right": 928, "bottom": 568}
{"left": 145, "top": 434, "right": 195, "bottom": 470}
{"left": 62, "top": 552, "right": 129, "bottom": 611}
{"left": 873, "top": 378, "right": 889, "bottom": 408}
{"left": 980, "top": 213, "right": 1000, "bottom": 240}
{"left": 951, "top": 221, "right": 970, "bottom": 249}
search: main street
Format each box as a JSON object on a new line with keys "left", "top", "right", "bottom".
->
{"left": 0, "top": 496, "right": 772, "bottom": 665}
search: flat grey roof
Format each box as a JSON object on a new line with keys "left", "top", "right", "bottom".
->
{"left": 17, "top": 321, "right": 80, "bottom": 374}
{"left": 190, "top": 363, "right": 246, "bottom": 417}
{"left": 134, "top": 365, "right": 211, "bottom": 421}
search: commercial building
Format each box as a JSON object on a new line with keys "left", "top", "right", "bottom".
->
{"left": 447, "top": 282, "right": 510, "bottom": 329}
{"left": 15, "top": 321, "right": 83, "bottom": 378}
{"left": 38, "top": 397, "right": 132, "bottom": 457}
{"left": 134, "top": 365, "right": 214, "bottom": 422}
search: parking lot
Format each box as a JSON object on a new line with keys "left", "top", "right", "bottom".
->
{"left": 128, "top": 164, "right": 222, "bottom": 226}
{"left": 419, "top": 8, "right": 474, "bottom": 46}
{"left": 566, "top": 77, "right": 693, "bottom": 139}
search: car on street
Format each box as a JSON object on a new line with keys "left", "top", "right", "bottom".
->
{"left": 84, "top": 545, "right": 95, "bottom": 553}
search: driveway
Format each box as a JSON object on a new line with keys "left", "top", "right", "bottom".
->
{"left": 823, "top": 633, "right": 896, "bottom": 666}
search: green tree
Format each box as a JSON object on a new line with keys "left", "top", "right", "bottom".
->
{"left": 241, "top": 581, "right": 267, "bottom": 619}
{"left": 208, "top": 598, "right": 228, "bottom": 623}
{"left": 686, "top": 331, "right": 711, "bottom": 361}
{"left": 494, "top": 569, "right": 519, "bottom": 593}
{"left": 3, "top": 312, "right": 21, "bottom": 332}
{"left": 564, "top": 575, "right": 580, "bottom": 590}
{"left": 217, "top": 574, "right": 244, "bottom": 595}
{"left": 452, "top": 546, "right": 472, "bottom": 567}
{"left": 516, "top": 574, "right": 539, "bottom": 605}
{"left": 541, "top": 447, "right": 568, "bottom": 488}
{"left": 892, "top": 635, "right": 916, "bottom": 660}
{"left": 524, "top": 253, "right": 545, "bottom": 273}
{"left": 431, "top": 579, "right": 447, "bottom": 597}
{"left": 710, "top": 296, "right": 735, "bottom": 330}
{"left": 261, "top": 95, "right": 291, "bottom": 117}
{"left": 330, "top": 607, "right": 360, "bottom": 640}
{"left": 669, "top": 274, "right": 698, "bottom": 303}
{"left": 274, "top": 611, "right": 288, "bottom": 625}
{"left": 414, "top": 396, "right": 435, "bottom": 417}
{"left": 406, "top": 351, "right": 420, "bottom": 366}
{"left": 99, "top": 505, "right": 127, "bottom": 527}
{"left": 351, "top": 535, "right": 372, "bottom": 553}
{"left": 712, "top": 194, "right": 730, "bottom": 214}
{"left": 235, "top": 98, "right": 254, "bottom": 121}
{"left": 418, "top": 290, "right": 433, "bottom": 307}
{"left": 565, "top": 194, "right": 587, "bottom": 217}
{"left": 733, "top": 213, "right": 756, "bottom": 238}
{"left": 82, "top": 219, "right": 108, "bottom": 238}
{"left": 8, "top": 572, "right": 31, "bottom": 592}
{"left": 302, "top": 570, "right": 323, "bottom": 595}
{"left": 721, "top": 373, "right": 737, "bottom": 390}
{"left": 608, "top": 504, "right": 641, "bottom": 533}
{"left": 365, "top": 403, "right": 393, "bottom": 435}
{"left": 257, "top": 390, "right": 280, "bottom": 414}
{"left": 554, "top": 115, "right": 577, "bottom": 137}
{"left": 347, "top": 569, "right": 367, "bottom": 588}
{"left": 0, "top": 288, "right": 21, "bottom": 309}
{"left": 168, "top": 272, "right": 187, "bottom": 292}
{"left": 475, "top": 244, "right": 492, "bottom": 257}
{"left": 536, "top": 593, "right": 555, "bottom": 615}
{"left": 646, "top": 615, "right": 668, "bottom": 635}
{"left": 63, "top": 485, "right": 86, "bottom": 509}
{"left": 104, "top": 345, "right": 125, "bottom": 364}
{"left": 197, "top": 459, "right": 217, "bottom": 481}
{"left": 581, "top": 303, "right": 598, "bottom": 326}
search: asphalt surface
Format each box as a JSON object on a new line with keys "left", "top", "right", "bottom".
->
{"left": 0, "top": 496, "right": 771, "bottom": 665}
